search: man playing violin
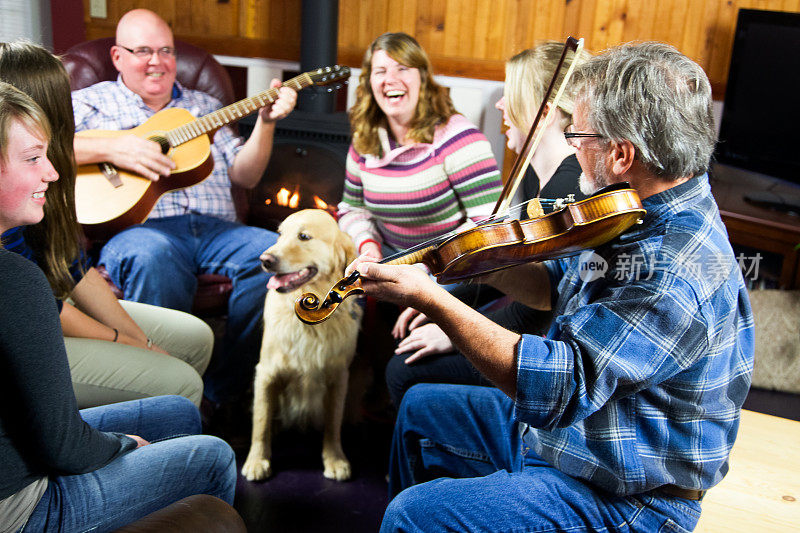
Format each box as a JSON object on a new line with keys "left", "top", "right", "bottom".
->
{"left": 71, "top": 9, "right": 297, "bottom": 409}
{"left": 350, "top": 42, "right": 754, "bottom": 532}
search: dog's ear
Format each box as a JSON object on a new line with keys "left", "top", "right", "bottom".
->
{"left": 335, "top": 229, "right": 358, "bottom": 273}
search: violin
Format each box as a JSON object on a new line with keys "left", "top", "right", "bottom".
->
{"left": 295, "top": 37, "right": 646, "bottom": 325}
{"left": 295, "top": 184, "right": 645, "bottom": 324}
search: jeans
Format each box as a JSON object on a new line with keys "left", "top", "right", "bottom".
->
{"left": 99, "top": 214, "right": 278, "bottom": 403}
{"left": 385, "top": 350, "right": 492, "bottom": 406}
{"left": 381, "top": 384, "right": 702, "bottom": 533}
{"left": 22, "top": 396, "right": 236, "bottom": 532}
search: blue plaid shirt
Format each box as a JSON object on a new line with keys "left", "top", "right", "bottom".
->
{"left": 515, "top": 174, "right": 754, "bottom": 496}
{"left": 72, "top": 77, "right": 244, "bottom": 222}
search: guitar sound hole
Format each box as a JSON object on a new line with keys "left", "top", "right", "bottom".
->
{"left": 149, "top": 135, "right": 170, "bottom": 154}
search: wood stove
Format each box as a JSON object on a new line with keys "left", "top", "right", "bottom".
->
{"left": 239, "top": 110, "right": 350, "bottom": 230}
{"left": 236, "top": 0, "right": 351, "bottom": 231}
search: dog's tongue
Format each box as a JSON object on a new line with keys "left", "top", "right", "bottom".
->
{"left": 267, "top": 269, "right": 307, "bottom": 290}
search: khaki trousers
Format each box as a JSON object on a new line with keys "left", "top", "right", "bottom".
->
{"left": 66, "top": 300, "right": 214, "bottom": 408}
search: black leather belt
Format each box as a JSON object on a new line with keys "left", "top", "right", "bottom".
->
{"left": 658, "top": 485, "right": 705, "bottom": 500}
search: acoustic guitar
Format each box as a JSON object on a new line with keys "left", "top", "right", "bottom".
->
{"left": 74, "top": 65, "right": 350, "bottom": 240}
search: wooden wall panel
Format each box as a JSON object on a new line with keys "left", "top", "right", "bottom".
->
{"left": 83, "top": 0, "right": 800, "bottom": 95}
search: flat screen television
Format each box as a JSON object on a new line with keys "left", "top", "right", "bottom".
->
{"left": 715, "top": 9, "right": 800, "bottom": 194}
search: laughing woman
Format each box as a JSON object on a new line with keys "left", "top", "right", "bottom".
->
{"left": 337, "top": 32, "right": 503, "bottom": 261}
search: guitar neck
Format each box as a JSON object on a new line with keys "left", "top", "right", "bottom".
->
{"left": 166, "top": 72, "right": 313, "bottom": 147}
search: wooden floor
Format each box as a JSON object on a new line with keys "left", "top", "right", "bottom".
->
{"left": 695, "top": 409, "right": 800, "bottom": 532}
{"left": 227, "top": 380, "right": 800, "bottom": 531}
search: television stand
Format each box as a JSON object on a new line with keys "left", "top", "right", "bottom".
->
{"left": 711, "top": 163, "right": 800, "bottom": 289}
{"left": 743, "top": 191, "right": 800, "bottom": 217}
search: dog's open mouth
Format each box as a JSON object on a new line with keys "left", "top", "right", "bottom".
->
{"left": 266, "top": 267, "right": 318, "bottom": 293}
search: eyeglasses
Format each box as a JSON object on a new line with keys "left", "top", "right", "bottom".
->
{"left": 117, "top": 45, "right": 176, "bottom": 59}
{"left": 564, "top": 125, "right": 604, "bottom": 148}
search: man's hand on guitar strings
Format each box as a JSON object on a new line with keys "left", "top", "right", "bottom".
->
{"left": 258, "top": 78, "right": 298, "bottom": 123}
{"left": 108, "top": 135, "right": 175, "bottom": 181}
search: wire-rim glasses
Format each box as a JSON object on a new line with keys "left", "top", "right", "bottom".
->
{"left": 117, "top": 45, "right": 177, "bottom": 59}
{"left": 564, "top": 125, "right": 604, "bottom": 148}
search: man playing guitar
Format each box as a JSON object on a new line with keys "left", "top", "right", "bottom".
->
{"left": 71, "top": 8, "right": 297, "bottom": 410}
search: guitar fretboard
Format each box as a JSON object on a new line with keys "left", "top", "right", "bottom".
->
{"left": 166, "top": 73, "right": 313, "bottom": 147}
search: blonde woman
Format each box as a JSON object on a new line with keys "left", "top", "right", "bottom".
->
{"left": 496, "top": 41, "right": 593, "bottom": 205}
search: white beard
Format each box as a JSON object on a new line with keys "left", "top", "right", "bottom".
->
{"left": 579, "top": 158, "right": 615, "bottom": 196}
{"left": 578, "top": 172, "right": 596, "bottom": 196}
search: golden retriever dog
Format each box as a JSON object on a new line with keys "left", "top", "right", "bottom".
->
{"left": 241, "top": 209, "right": 362, "bottom": 481}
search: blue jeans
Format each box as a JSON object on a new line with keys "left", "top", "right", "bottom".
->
{"left": 99, "top": 214, "right": 278, "bottom": 403}
{"left": 382, "top": 384, "right": 702, "bottom": 532}
{"left": 22, "top": 396, "right": 236, "bottom": 532}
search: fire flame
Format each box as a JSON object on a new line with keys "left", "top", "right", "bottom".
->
{"left": 264, "top": 190, "right": 333, "bottom": 213}
{"left": 313, "top": 196, "right": 328, "bottom": 209}
{"left": 268, "top": 187, "right": 300, "bottom": 209}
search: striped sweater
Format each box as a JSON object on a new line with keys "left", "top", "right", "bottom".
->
{"left": 337, "top": 114, "right": 502, "bottom": 253}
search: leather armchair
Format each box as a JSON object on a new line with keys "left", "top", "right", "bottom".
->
{"left": 62, "top": 37, "right": 234, "bottom": 106}
{"left": 112, "top": 494, "right": 246, "bottom": 532}
{"left": 62, "top": 38, "right": 243, "bottom": 317}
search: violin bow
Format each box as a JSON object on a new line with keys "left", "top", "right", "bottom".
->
{"left": 493, "top": 36, "right": 585, "bottom": 217}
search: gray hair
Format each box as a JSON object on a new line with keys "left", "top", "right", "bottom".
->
{"left": 573, "top": 42, "right": 715, "bottom": 180}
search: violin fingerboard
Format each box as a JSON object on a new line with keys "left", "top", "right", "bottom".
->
{"left": 385, "top": 246, "right": 433, "bottom": 267}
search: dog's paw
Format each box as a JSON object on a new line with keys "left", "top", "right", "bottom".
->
{"left": 323, "top": 457, "right": 351, "bottom": 481}
{"left": 242, "top": 456, "right": 272, "bottom": 481}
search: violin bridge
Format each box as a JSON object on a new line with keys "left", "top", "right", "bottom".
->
{"left": 526, "top": 198, "right": 545, "bottom": 219}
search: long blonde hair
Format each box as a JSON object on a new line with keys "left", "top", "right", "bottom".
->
{"left": 505, "top": 41, "right": 592, "bottom": 133}
{"left": 0, "top": 41, "right": 82, "bottom": 299}
{"left": 349, "top": 32, "right": 456, "bottom": 157}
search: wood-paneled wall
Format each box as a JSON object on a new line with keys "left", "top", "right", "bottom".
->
{"left": 83, "top": 0, "right": 800, "bottom": 95}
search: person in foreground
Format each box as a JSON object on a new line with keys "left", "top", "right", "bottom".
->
{"left": 0, "top": 40, "right": 213, "bottom": 409}
{"left": 348, "top": 42, "right": 754, "bottom": 532}
{"left": 0, "top": 82, "right": 235, "bottom": 533}
{"left": 71, "top": 9, "right": 297, "bottom": 405}
{"left": 385, "top": 41, "right": 593, "bottom": 406}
